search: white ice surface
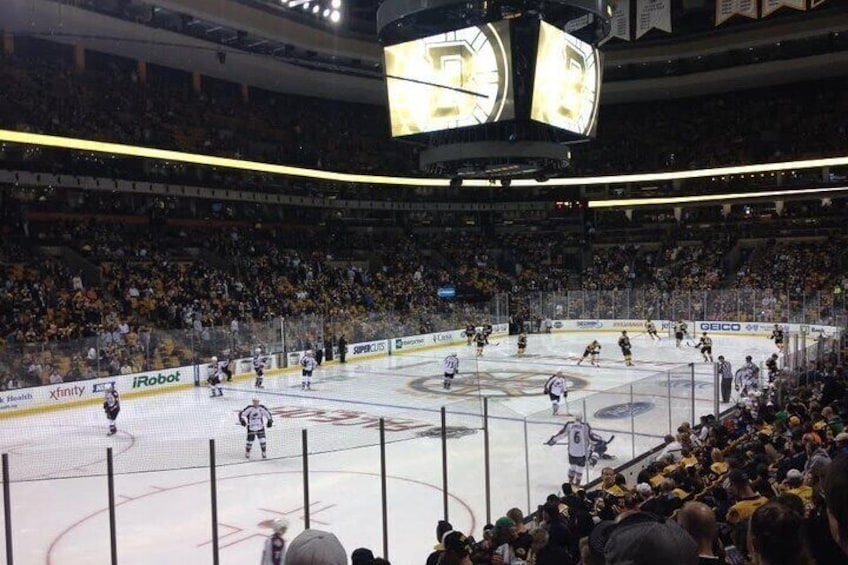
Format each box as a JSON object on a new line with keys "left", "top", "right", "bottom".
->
{"left": 0, "top": 331, "right": 779, "bottom": 564}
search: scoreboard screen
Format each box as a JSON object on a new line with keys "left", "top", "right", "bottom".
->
{"left": 384, "top": 22, "right": 515, "bottom": 137}
{"left": 530, "top": 21, "right": 602, "bottom": 137}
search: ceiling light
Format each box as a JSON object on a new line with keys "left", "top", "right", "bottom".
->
{"left": 323, "top": 8, "right": 330, "bottom": 17}
{"left": 330, "top": 9, "right": 340, "bottom": 22}
{"left": 312, "top": 4, "right": 320, "bottom": 13}
{"left": 302, "top": 2, "right": 309, "bottom": 9}
{"left": 331, "top": 0, "right": 341, "bottom": 8}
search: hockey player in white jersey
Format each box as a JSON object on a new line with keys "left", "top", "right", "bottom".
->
{"left": 301, "top": 350, "right": 317, "bottom": 390}
{"left": 207, "top": 356, "right": 223, "bottom": 397}
{"left": 735, "top": 355, "right": 760, "bottom": 397}
{"left": 239, "top": 398, "right": 273, "bottom": 459}
{"left": 442, "top": 353, "right": 459, "bottom": 390}
{"left": 253, "top": 348, "right": 268, "bottom": 389}
{"left": 103, "top": 383, "right": 120, "bottom": 436}
{"left": 544, "top": 371, "right": 568, "bottom": 415}
{"left": 261, "top": 518, "right": 288, "bottom": 565}
{"left": 545, "top": 413, "right": 603, "bottom": 487}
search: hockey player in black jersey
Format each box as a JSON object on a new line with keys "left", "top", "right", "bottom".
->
{"left": 618, "top": 331, "right": 633, "bottom": 366}
{"left": 103, "top": 383, "right": 120, "bottom": 436}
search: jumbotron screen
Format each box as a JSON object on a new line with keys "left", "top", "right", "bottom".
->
{"left": 530, "top": 21, "right": 602, "bottom": 137}
{"left": 384, "top": 22, "right": 514, "bottom": 137}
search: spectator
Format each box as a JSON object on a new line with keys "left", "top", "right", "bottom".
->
{"left": 726, "top": 470, "right": 769, "bottom": 525}
{"left": 351, "top": 547, "right": 374, "bottom": 565}
{"left": 748, "top": 502, "right": 813, "bottom": 565}
{"left": 603, "top": 512, "right": 698, "bottom": 565}
{"left": 284, "top": 529, "right": 347, "bottom": 565}
{"left": 678, "top": 501, "right": 721, "bottom": 565}
{"left": 824, "top": 454, "right": 848, "bottom": 557}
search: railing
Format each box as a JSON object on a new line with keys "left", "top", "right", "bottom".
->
{"left": 514, "top": 288, "right": 847, "bottom": 327}
{"left": 0, "top": 309, "right": 841, "bottom": 563}
{"left": 0, "top": 295, "right": 509, "bottom": 389}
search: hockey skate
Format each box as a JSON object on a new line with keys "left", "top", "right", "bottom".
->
{"left": 107, "top": 428, "right": 117, "bottom": 436}
{"left": 262, "top": 452, "right": 267, "bottom": 460}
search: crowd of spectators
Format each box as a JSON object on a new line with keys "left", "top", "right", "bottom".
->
{"left": 2, "top": 205, "right": 845, "bottom": 389}
{"left": 1, "top": 38, "right": 847, "bottom": 179}
{"left": 263, "top": 363, "right": 848, "bottom": 565}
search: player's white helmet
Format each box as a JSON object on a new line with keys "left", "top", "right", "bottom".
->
{"left": 574, "top": 412, "right": 583, "bottom": 422}
{"left": 255, "top": 347, "right": 262, "bottom": 354}
{"left": 271, "top": 517, "right": 289, "bottom": 533}
{"left": 211, "top": 356, "right": 218, "bottom": 363}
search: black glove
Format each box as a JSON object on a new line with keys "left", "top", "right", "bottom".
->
{"left": 545, "top": 438, "right": 555, "bottom": 446}
{"left": 103, "top": 402, "right": 108, "bottom": 411}
{"left": 267, "top": 420, "right": 273, "bottom": 428}
{"left": 240, "top": 420, "right": 246, "bottom": 427}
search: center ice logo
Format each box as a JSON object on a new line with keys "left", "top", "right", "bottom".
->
{"left": 594, "top": 401, "right": 655, "bottom": 419}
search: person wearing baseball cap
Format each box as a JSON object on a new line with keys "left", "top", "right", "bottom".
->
{"left": 726, "top": 470, "right": 768, "bottom": 525}
{"left": 284, "top": 529, "right": 346, "bottom": 565}
{"left": 603, "top": 512, "right": 698, "bottom": 565}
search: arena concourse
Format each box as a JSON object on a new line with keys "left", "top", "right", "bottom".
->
{"left": 1, "top": 0, "right": 848, "bottom": 564}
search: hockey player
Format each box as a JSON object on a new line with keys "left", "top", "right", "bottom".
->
{"left": 697, "top": 333, "right": 714, "bottom": 363}
{"left": 442, "top": 353, "right": 459, "bottom": 390}
{"left": 517, "top": 332, "right": 528, "bottom": 357}
{"left": 103, "top": 383, "right": 120, "bottom": 436}
{"left": 301, "top": 350, "right": 317, "bottom": 390}
{"left": 217, "top": 353, "right": 232, "bottom": 382}
{"left": 765, "top": 353, "right": 780, "bottom": 383}
{"left": 208, "top": 356, "right": 223, "bottom": 397}
{"left": 618, "top": 331, "right": 633, "bottom": 366}
{"left": 735, "top": 355, "right": 760, "bottom": 397}
{"left": 545, "top": 413, "right": 602, "bottom": 487}
{"left": 253, "top": 347, "right": 267, "bottom": 389}
{"left": 673, "top": 320, "right": 688, "bottom": 348}
{"left": 645, "top": 319, "right": 660, "bottom": 340}
{"left": 238, "top": 398, "right": 273, "bottom": 459}
{"left": 483, "top": 323, "right": 493, "bottom": 343}
{"left": 261, "top": 518, "right": 289, "bottom": 565}
{"left": 475, "top": 329, "right": 487, "bottom": 357}
{"left": 544, "top": 370, "right": 568, "bottom": 415}
{"left": 770, "top": 325, "right": 785, "bottom": 351}
{"left": 465, "top": 323, "right": 476, "bottom": 346}
{"left": 577, "top": 340, "right": 601, "bottom": 367}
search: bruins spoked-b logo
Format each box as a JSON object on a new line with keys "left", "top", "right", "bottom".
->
{"left": 408, "top": 370, "right": 588, "bottom": 398}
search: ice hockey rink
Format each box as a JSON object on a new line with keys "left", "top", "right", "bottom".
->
{"left": 0, "top": 330, "right": 780, "bottom": 565}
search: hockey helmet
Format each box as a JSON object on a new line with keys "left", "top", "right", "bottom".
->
{"left": 574, "top": 412, "right": 583, "bottom": 422}
{"left": 255, "top": 347, "right": 262, "bottom": 354}
{"left": 211, "top": 356, "right": 218, "bottom": 363}
{"left": 272, "top": 517, "right": 289, "bottom": 533}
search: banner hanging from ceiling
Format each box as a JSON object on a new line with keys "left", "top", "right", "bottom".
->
{"left": 636, "top": 0, "right": 671, "bottom": 39}
{"left": 716, "top": 0, "right": 758, "bottom": 26}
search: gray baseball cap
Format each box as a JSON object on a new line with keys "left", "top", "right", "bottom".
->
{"left": 604, "top": 512, "right": 698, "bottom": 565}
